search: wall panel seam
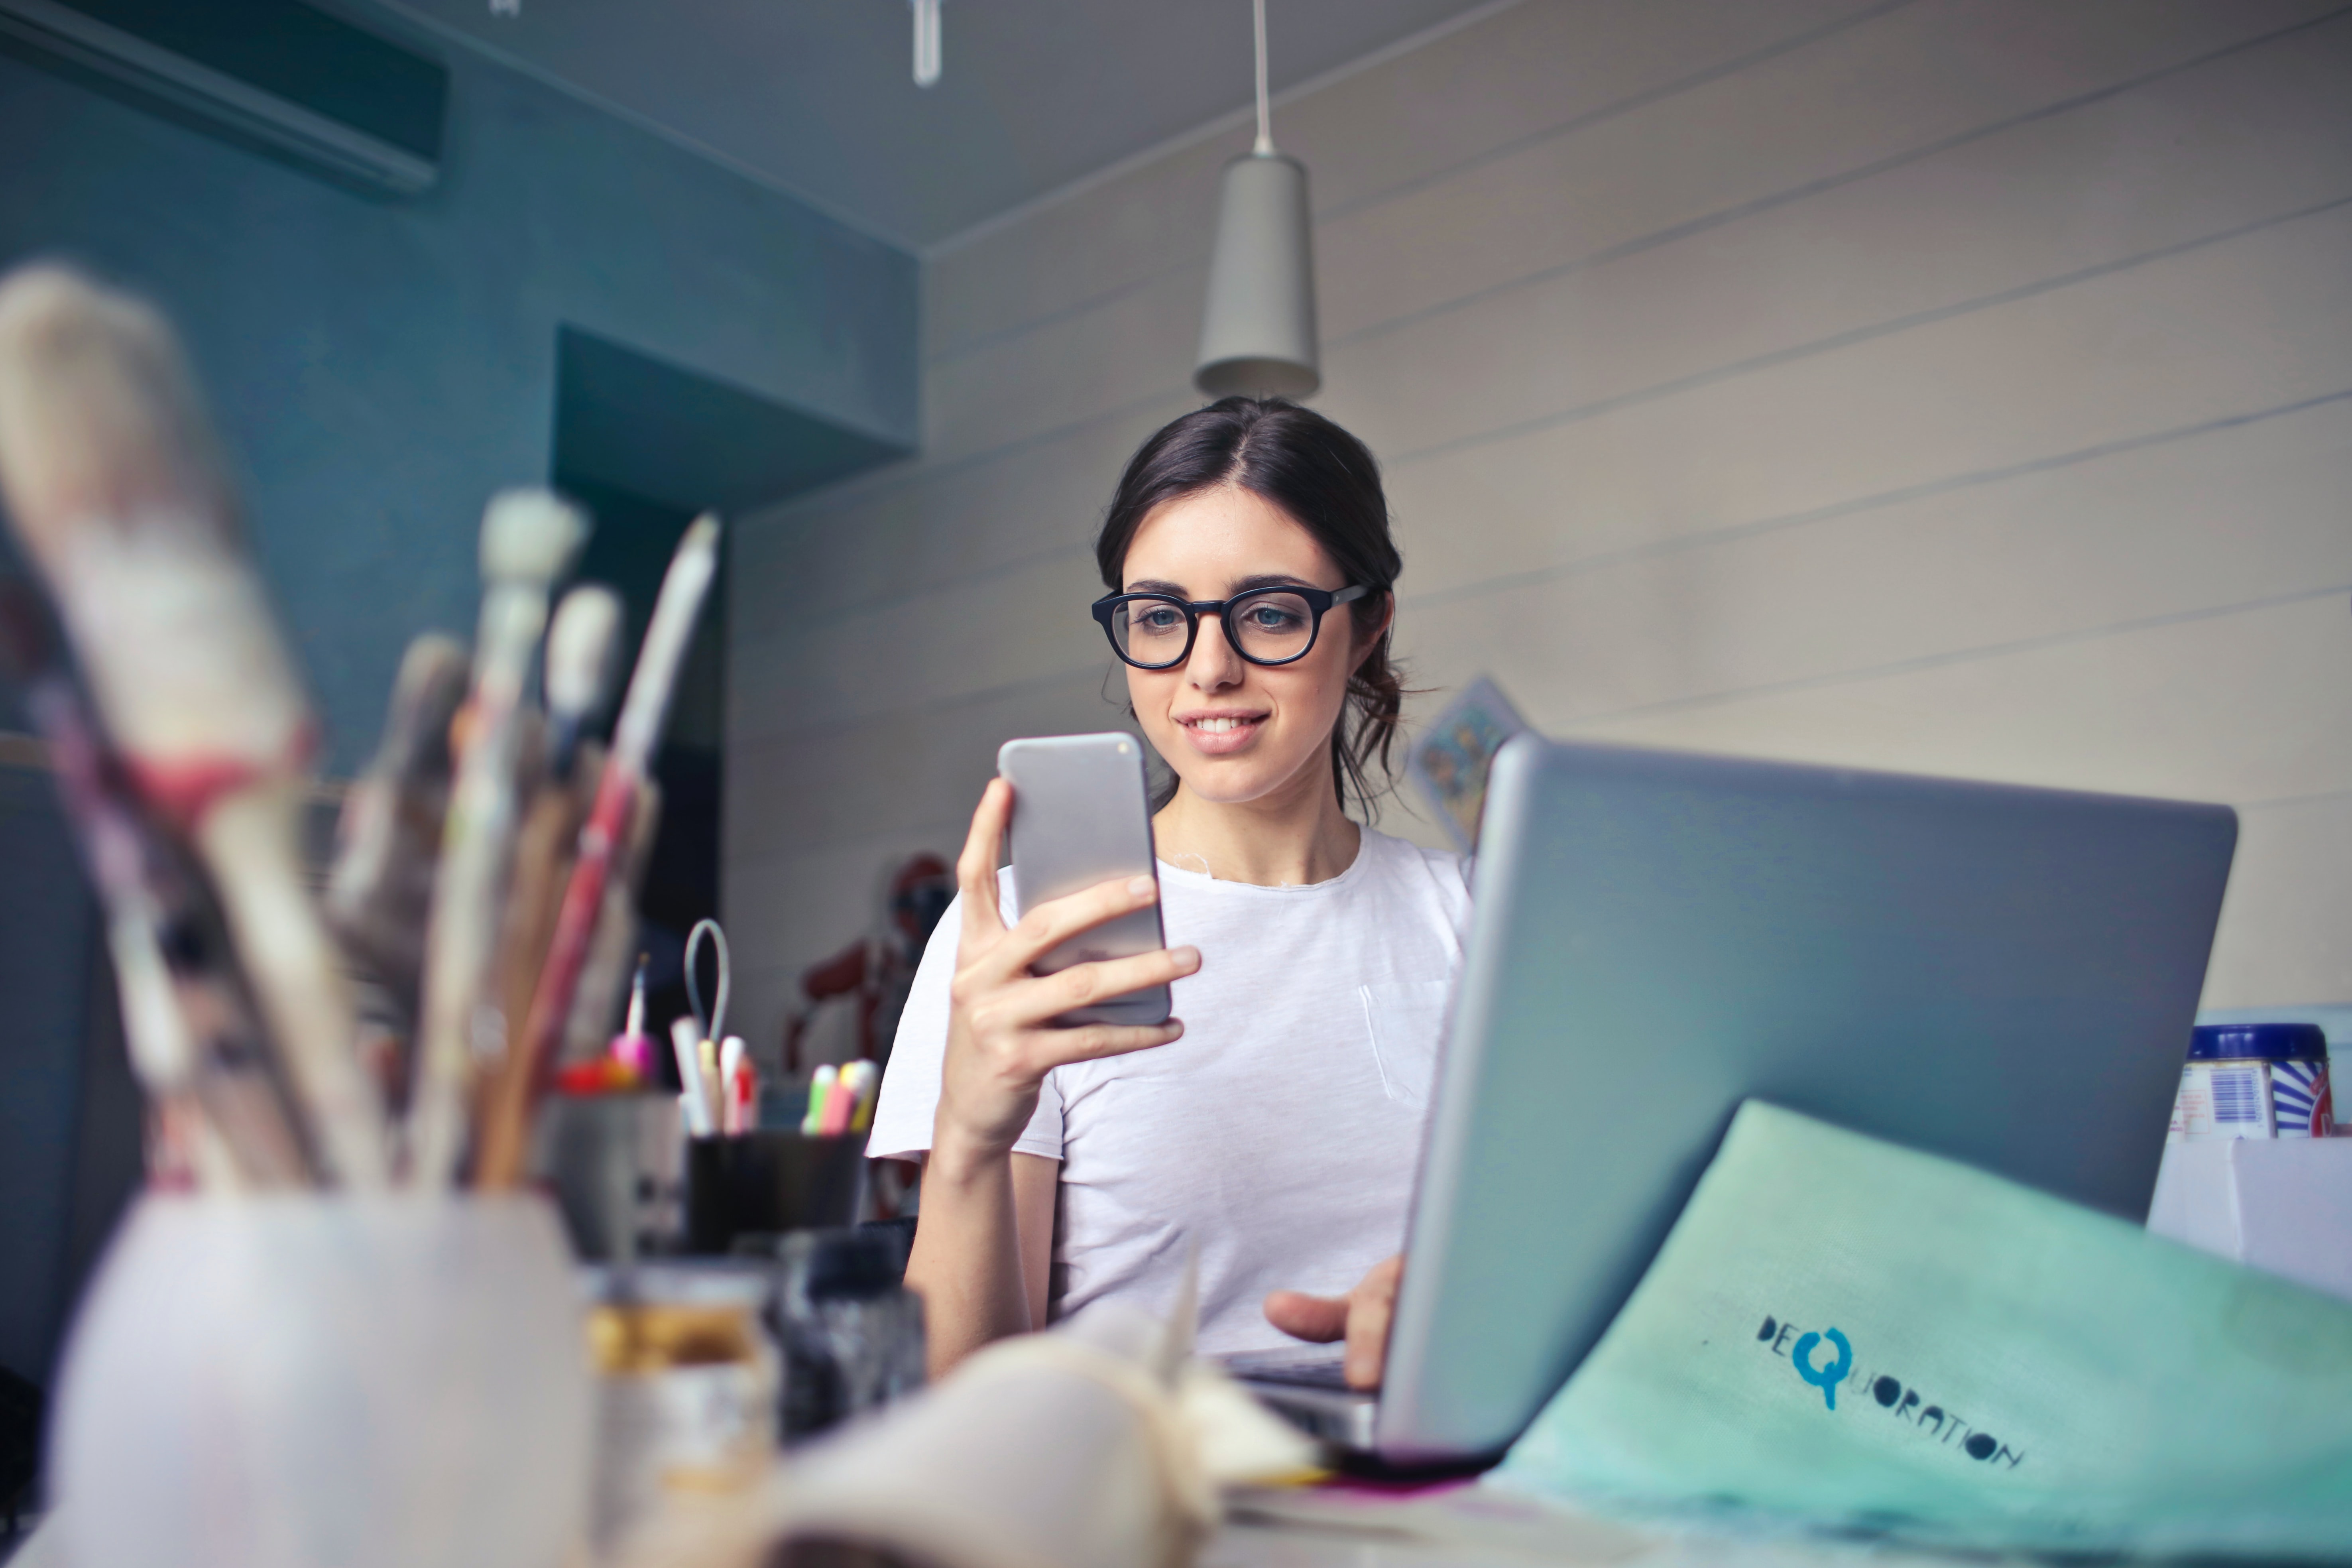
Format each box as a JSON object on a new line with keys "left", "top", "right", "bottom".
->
{"left": 1564, "top": 582, "right": 2352, "bottom": 730}
{"left": 1402, "top": 388, "right": 2352, "bottom": 612}
{"left": 1384, "top": 191, "right": 2352, "bottom": 470}
{"left": 754, "top": 159, "right": 2352, "bottom": 561}
{"left": 1331, "top": 4, "right": 2352, "bottom": 357}
{"left": 741, "top": 367, "right": 2352, "bottom": 651}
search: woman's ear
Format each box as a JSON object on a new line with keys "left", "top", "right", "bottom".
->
{"left": 1352, "top": 590, "right": 1396, "bottom": 672}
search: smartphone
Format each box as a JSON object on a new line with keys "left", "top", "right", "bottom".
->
{"left": 996, "top": 732, "right": 1171, "bottom": 1027}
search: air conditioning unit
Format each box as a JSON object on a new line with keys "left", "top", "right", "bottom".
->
{"left": 0, "top": 0, "right": 445, "bottom": 197}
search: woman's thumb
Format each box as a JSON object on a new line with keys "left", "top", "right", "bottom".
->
{"left": 1262, "top": 1288, "right": 1349, "bottom": 1343}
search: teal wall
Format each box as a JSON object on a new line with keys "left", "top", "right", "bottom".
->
{"left": 0, "top": 21, "right": 917, "bottom": 770}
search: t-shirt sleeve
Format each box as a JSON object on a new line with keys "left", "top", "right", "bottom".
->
{"left": 866, "top": 871, "right": 1066, "bottom": 1165}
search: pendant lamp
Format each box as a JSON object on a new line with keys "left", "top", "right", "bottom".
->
{"left": 1194, "top": 0, "right": 1319, "bottom": 399}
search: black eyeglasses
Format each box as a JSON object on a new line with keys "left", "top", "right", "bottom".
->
{"left": 1091, "top": 582, "right": 1372, "bottom": 670}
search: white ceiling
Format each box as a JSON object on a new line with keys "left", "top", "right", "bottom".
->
{"left": 367, "top": 0, "right": 1504, "bottom": 251}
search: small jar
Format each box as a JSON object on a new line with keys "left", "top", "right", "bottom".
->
{"left": 2169, "top": 1023, "right": 2335, "bottom": 1141}
{"left": 583, "top": 1263, "right": 778, "bottom": 1549}
{"left": 766, "top": 1227, "right": 927, "bottom": 1442}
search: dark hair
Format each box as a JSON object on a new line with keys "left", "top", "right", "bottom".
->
{"left": 1095, "top": 396, "right": 1406, "bottom": 815}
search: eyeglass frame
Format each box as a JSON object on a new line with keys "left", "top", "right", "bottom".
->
{"left": 1089, "top": 582, "right": 1375, "bottom": 670}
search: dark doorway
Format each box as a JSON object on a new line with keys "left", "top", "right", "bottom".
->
{"left": 547, "top": 327, "right": 909, "bottom": 1056}
{"left": 550, "top": 476, "right": 722, "bottom": 1049}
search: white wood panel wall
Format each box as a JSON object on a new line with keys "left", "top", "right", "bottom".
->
{"left": 725, "top": 0, "right": 2352, "bottom": 1056}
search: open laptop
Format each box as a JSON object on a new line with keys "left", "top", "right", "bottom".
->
{"left": 1227, "top": 736, "right": 2236, "bottom": 1464}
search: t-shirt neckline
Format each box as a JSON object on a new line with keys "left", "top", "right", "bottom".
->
{"left": 1153, "top": 827, "right": 1386, "bottom": 897}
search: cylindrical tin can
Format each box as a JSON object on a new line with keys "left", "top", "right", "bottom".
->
{"left": 2168, "top": 1023, "right": 2334, "bottom": 1141}
{"left": 582, "top": 1263, "right": 777, "bottom": 1549}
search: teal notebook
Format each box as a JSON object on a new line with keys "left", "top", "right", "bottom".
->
{"left": 1492, "top": 1102, "right": 2352, "bottom": 1557}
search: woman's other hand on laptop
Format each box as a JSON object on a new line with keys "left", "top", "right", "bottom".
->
{"left": 1263, "top": 1254, "right": 1402, "bottom": 1389}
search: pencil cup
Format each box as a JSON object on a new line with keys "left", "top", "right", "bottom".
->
{"left": 50, "top": 1193, "right": 592, "bottom": 1568}
{"left": 534, "top": 1090, "right": 687, "bottom": 1260}
{"left": 683, "top": 1130, "right": 868, "bottom": 1254}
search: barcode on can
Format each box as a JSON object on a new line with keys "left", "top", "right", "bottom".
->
{"left": 2211, "top": 1067, "right": 2264, "bottom": 1124}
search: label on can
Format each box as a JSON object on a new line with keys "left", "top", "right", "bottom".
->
{"left": 2168, "top": 1058, "right": 2335, "bottom": 1141}
{"left": 2272, "top": 1058, "right": 2334, "bottom": 1139}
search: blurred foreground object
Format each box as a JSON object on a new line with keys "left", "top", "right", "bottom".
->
{"left": 0, "top": 262, "right": 384, "bottom": 1185}
{"left": 586, "top": 1263, "right": 778, "bottom": 1553}
{"left": 326, "top": 632, "right": 469, "bottom": 1109}
{"left": 51, "top": 1194, "right": 589, "bottom": 1568}
{"left": 765, "top": 1227, "right": 925, "bottom": 1442}
{"left": 1493, "top": 1101, "right": 2352, "bottom": 1556}
{"left": 619, "top": 1292, "right": 1314, "bottom": 1568}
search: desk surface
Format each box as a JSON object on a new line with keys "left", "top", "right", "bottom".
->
{"left": 1206, "top": 1484, "right": 2037, "bottom": 1568}
{"left": 1207, "top": 1518, "right": 2003, "bottom": 1568}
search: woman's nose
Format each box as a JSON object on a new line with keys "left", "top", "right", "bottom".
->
{"left": 1185, "top": 612, "right": 1245, "bottom": 690}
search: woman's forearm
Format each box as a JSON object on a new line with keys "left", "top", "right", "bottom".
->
{"left": 904, "top": 1135, "right": 1040, "bottom": 1377}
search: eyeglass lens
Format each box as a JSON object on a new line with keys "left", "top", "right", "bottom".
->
{"left": 1111, "top": 591, "right": 1321, "bottom": 668}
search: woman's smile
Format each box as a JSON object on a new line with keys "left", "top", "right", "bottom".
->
{"left": 1174, "top": 706, "right": 1269, "bottom": 754}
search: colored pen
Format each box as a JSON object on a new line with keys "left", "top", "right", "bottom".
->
{"left": 803, "top": 1064, "right": 837, "bottom": 1135}
{"left": 671, "top": 1015, "right": 714, "bottom": 1136}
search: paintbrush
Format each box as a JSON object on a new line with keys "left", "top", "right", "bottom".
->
{"left": 326, "top": 632, "right": 470, "bottom": 1094}
{"left": 542, "top": 584, "right": 620, "bottom": 779}
{"left": 556, "top": 779, "right": 660, "bottom": 1064}
{"left": 408, "top": 489, "right": 586, "bottom": 1187}
{"left": 0, "top": 583, "right": 313, "bottom": 1188}
{"left": 474, "top": 515, "right": 720, "bottom": 1188}
{"left": 473, "top": 584, "right": 625, "bottom": 1169}
{"left": 0, "top": 264, "right": 385, "bottom": 1185}
{"left": 493, "top": 585, "right": 622, "bottom": 1025}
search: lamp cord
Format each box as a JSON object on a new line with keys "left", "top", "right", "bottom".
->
{"left": 1253, "top": 0, "right": 1273, "bottom": 155}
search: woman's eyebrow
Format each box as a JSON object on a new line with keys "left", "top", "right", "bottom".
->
{"left": 1122, "top": 573, "right": 1325, "bottom": 596}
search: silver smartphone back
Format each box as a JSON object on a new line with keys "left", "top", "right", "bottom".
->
{"left": 997, "top": 733, "right": 1170, "bottom": 1027}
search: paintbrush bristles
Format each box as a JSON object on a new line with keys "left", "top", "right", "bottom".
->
{"left": 545, "top": 584, "right": 621, "bottom": 722}
{"left": 482, "top": 488, "right": 587, "bottom": 584}
{"left": 0, "top": 266, "right": 306, "bottom": 769}
{"left": 0, "top": 265, "right": 233, "bottom": 547}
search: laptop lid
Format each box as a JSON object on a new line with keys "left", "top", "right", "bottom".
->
{"left": 1375, "top": 737, "right": 2236, "bottom": 1462}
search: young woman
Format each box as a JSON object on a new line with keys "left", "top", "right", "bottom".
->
{"left": 867, "top": 397, "right": 1470, "bottom": 1385}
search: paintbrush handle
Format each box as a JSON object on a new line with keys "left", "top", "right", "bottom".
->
{"left": 26, "top": 675, "right": 316, "bottom": 1188}
{"left": 472, "top": 514, "right": 718, "bottom": 1188}
{"left": 409, "top": 587, "right": 553, "bottom": 1187}
{"left": 471, "top": 763, "right": 635, "bottom": 1188}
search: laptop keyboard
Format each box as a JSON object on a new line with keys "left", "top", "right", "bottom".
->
{"left": 1221, "top": 1348, "right": 1362, "bottom": 1391}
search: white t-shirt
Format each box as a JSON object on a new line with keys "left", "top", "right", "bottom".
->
{"left": 869, "top": 826, "right": 1473, "bottom": 1354}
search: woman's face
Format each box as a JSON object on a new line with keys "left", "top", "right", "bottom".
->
{"left": 1118, "top": 483, "right": 1374, "bottom": 809}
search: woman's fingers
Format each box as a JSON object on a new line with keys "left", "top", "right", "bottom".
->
{"left": 1027, "top": 1017, "right": 1184, "bottom": 1072}
{"left": 996, "top": 946, "right": 1200, "bottom": 1029}
{"left": 1342, "top": 1255, "right": 1404, "bottom": 1391}
{"left": 955, "top": 779, "right": 1013, "bottom": 946}
{"left": 1264, "top": 1255, "right": 1404, "bottom": 1390}
{"left": 985, "top": 872, "right": 1162, "bottom": 982}
{"left": 1262, "top": 1289, "right": 1348, "bottom": 1344}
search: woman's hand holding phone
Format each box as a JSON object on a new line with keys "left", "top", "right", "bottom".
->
{"left": 932, "top": 778, "right": 1198, "bottom": 1169}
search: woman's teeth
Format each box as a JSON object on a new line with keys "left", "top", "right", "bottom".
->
{"left": 1194, "top": 716, "right": 1250, "bottom": 733}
